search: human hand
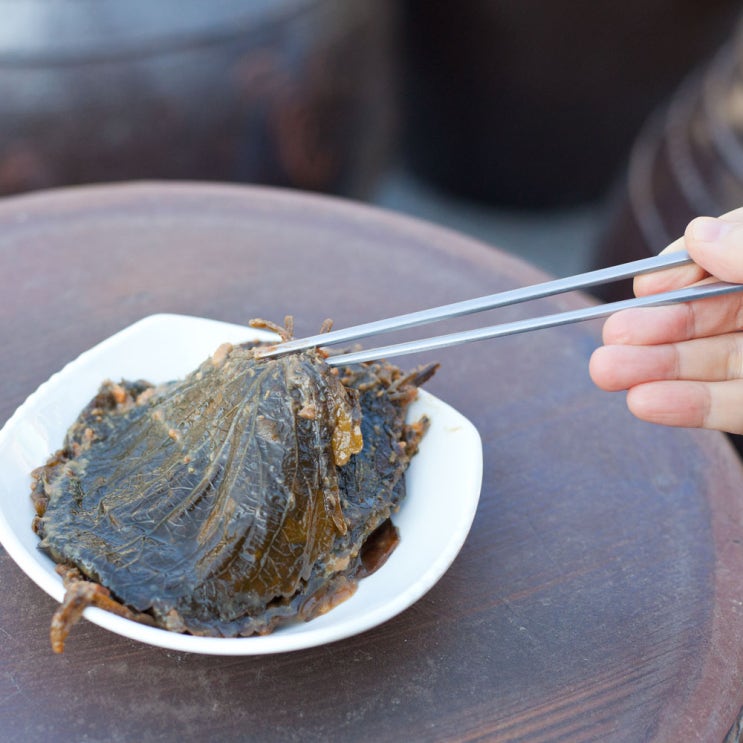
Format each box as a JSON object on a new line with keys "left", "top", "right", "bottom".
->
{"left": 589, "top": 207, "right": 743, "bottom": 433}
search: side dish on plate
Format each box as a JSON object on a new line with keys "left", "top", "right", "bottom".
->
{"left": 29, "top": 319, "right": 437, "bottom": 652}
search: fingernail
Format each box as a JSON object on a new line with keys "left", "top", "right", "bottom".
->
{"left": 689, "top": 216, "right": 732, "bottom": 244}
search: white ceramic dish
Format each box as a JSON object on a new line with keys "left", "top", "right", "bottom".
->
{"left": 0, "top": 314, "right": 482, "bottom": 655}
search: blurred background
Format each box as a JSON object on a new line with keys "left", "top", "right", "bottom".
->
{"left": 1, "top": 0, "right": 742, "bottom": 294}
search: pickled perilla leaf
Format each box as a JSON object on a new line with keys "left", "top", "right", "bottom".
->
{"left": 31, "top": 338, "right": 434, "bottom": 647}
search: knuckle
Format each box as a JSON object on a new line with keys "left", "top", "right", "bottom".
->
{"left": 726, "top": 335, "right": 743, "bottom": 380}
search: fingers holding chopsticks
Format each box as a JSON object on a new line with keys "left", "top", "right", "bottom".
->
{"left": 634, "top": 208, "right": 743, "bottom": 296}
{"left": 600, "top": 290, "right": 743, "bottom": 346}
{"left": 591, "top": 210, "right": 743, "bottom": 433}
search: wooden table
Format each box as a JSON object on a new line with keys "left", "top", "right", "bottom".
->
{"left": 2, "top": 183, "right": 743, "bottom": 742}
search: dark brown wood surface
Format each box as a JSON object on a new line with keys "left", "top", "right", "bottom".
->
{"left": 1, "top": 183, "right": 743, "bottom": 742}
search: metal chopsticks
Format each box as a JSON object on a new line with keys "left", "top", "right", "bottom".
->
{"left": 324, "top": 280, "right": 743, "bottom": 365}
{"left": 255, "top": 250, "right": 743, "bottom": 365}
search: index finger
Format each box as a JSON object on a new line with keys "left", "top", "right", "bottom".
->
{"left": 633, "top": 234, "right": 706, "bottom": 297}
{"left": 633, "top": 206, "right": 743, "bottom": 297}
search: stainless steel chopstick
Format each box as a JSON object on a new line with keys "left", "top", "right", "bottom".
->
{"left": 324, "top": 281, "right": 743, "bottom": 365}
{"left": 257, "top": 250, "right": 693, "bottom": 359}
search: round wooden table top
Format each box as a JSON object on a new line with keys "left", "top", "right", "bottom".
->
{"left": 1, "top": 183, "right": 743, "bottom": 742}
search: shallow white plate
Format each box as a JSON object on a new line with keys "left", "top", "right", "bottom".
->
{"left": 0, "top": 314, "right": 482, "bottom": 655}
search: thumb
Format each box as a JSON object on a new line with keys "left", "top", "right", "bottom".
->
{"left": 685, "top": 215, "right": 743, "bottom": 283}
